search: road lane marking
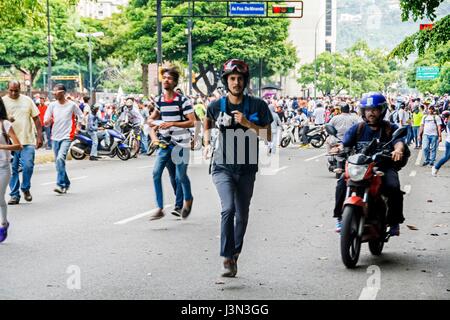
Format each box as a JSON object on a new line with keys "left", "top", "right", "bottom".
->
{"left": 409, "top": 170, "right": 416, "bottom": 177}
{"left": 404, "top": 185, "right": 412, "bottom": 194}
{"left": 40, "top": 176, "right": 88, "bottom": 186}
{"left": 260, "top": 165, "right": 289, "bottom": 175}
{"left": 138, "top": 165, "right": 154, "bottom": 169}
{"left": 114, "top": 205, "right": 171, "bottom": 225}
{"left": 304, "top": 152, "right": 327, "bottom": 162}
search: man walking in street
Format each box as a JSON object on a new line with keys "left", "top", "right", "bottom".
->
{"left": 419, "top": 105, "right": 442, "bottom": 167}
{"left": 2, "top": 81, "right": 43, "bottom": 205}
{"left": 36, "top": 96, "right": 52, "bottom": 150}
{"left": 203, "top": 59, "right": 273, "bottom": 277}
{"left": 148, "top": 66, "right": 195, "bottom": 220}
{"left": 44, "top": 84, "right": 83, "bottom": 194}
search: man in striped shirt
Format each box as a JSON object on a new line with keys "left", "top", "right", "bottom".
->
{"left": 148, "top": 67, "right": 196, "bottom": 220}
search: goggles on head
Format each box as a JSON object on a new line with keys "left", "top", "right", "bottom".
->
{"left": 223, "top": 59, "right": 249, "bottom": 74}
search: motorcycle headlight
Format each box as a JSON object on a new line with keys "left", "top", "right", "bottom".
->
{"left": 347, "top": 164, "right": 368, "bottom": 182}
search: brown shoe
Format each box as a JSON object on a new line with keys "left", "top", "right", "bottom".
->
{"left": 149, "top": 208, "right": 165, "bottom": 221}
{"left": 23, "top": 190, "right": 32, "bottom": 202}
{"left": 181, "top": 198, "right": 194, "bottom": 219}
{"left": 8, "top": 197, "right": 20, "bottom": 205}
{"left": 221, "top": 258, "right": 237, "bottom": 278}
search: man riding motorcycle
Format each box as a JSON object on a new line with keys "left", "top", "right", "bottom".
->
{"left": 332, "top": 93, "right": 409, "bottom": 236}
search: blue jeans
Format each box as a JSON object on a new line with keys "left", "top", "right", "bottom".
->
{"left": 435, "top": 141, "right": 450, "bottom": 170}
{"left": 9, "top": 145, "right": 35, "bottom": 199}
{"left": 212, "top": 169, "right": 256, "bottom": 259}
{"left": 52, "top": 139, "right": 72, "bottom": 188}
{"left": 153, "top": 147, "right": 192, "bottom": 209}
{"left": 166, "top": 159, "right": 183, "bottom": 208}
{"left": 405, "top": 125, "right": 413, "bottom": 145}
{"left": 140, "top": 131, "right": 148, "bottom": 154}
{"left": 412, "top": 126, "right": 421, "bottom": 148}
{"left": 423, "top": 134, "right": 439, "bottom": 164}
{"left": 44, "top": 126, "right": 52, "bottom": 149}
{"left": 89, "top": 131, "right": 109, "bottom": 156}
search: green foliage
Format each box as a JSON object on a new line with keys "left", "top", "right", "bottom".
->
{"left": 298, "top": 41, "right": 401, "bottom": 96}
{"left": 0, "top": 0, "right": 45, "bottom": 28}
{"left": 399, "top": 0, "right": 446, "bottom": 21}
{"left": 406, "top": 41, "right": 450, "bottom": 95}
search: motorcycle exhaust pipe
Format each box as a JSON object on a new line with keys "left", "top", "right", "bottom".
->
{"left": 71, "top": 146, "right": 85, "bottom": 155}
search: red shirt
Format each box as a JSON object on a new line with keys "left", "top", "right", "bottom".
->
{"left": 37, "top": 103, "right": 47, "bottom": 125}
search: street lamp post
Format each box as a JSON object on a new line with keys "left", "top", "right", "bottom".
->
{"left": 46, "top": 0, "right": 52, "bottom": 99}
{"left": 76, "top": 31, "right": 104, "bottom": 99}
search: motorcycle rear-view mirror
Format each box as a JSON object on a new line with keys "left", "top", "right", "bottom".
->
{"left": 383, "top": 127, "right": 407, "bottom": 148}
{"left": 325, "top": 124, "right": 338, "bottom": 137}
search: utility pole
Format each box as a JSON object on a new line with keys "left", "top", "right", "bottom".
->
{"left": 46, "top": 0, "right": 52, "bottom": 99}
{"left": 157, "top": 0, "right": 162, "bottom": 95}
{"left": 187, "top": 1, "right": 193, "bottom": 96}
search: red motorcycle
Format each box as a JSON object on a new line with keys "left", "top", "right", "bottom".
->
{"left": 338, "top": 127, "right": 407, "bottom": 268}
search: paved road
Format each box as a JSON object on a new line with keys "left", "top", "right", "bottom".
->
{"left": 0, "top": 144, "right": 449, "bottom": 300}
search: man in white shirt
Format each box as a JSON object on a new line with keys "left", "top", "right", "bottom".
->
{"left": 312, "top": 102, "right": 326, "bottom": 125}
{"left": 2, "top": 81, "right": 43, "bottom": 205}
{"left": 419, "top": 105, "right": 442, "bottom": 166}
{"left": 44, "top": 84, "right": 83, "bottom": 194}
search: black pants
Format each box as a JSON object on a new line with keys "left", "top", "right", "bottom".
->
{"left": 277, "top": 112, "right": 286, "bottom": 123}
{"left": 300, "top": 126, "right": 309, "bottom": 144}
{"left": 333, "top": 168, "right": 405, "bottom": 225}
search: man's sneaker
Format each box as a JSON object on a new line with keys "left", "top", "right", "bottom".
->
{"left": 54, "top": 186, "right": 65, "bottom": 194}
{"left": 171, "top": 207, "right": 182, "bottom": 217}
{"left": 421, "top": 161, "right": 429, "bottom": 167}
{"left": 149, "top": 208, "right": 165, "bottom": 221}
{"left": 0, "top": 222, "right": 9, "bottom": 243}
{"left": 432, "top": 167, "right": 438, "bottom": 177}
{"left": 335, "top": 218, "right": 342, "bottom": 233}
{"left": 8, "top": 197, "right": 20, "bottom": 205}
{"left": 62, "top": 186, "right": 69, "bottom": 194}
{"left": 23, "top": 190, "right": 32, "bottom": 202}
{"left": 89, "top": 156, "right": 98, "bottom": 161}
{"left": 389, "top": 224, "right": 400, "bottom": 236}
{"left": 221, "top": 258, "right": 237, "bottom": 278}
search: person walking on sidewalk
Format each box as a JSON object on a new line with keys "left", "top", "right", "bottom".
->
{"left": 419, "top": 105, "right": 442, "bottom": 167}
{"left": 203, "top": 59, "right": 273, "bottom": 277}
{"left": 432, "top": 110, "right": 450, "bottom": 176}
{"left": 0, "top": 97, "right": 23, "bottom": 243}
{"left": 148, "top": 66, "right": 195, "bottom": 220}
{"left": 44, "top": 84, "right": 83, "bottom": 194}
{"left": 2, "top": 81, "right": 43, "bottom": 205}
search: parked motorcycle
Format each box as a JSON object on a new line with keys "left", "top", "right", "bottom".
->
{"left": 280, "top": 122, "right": 326, "bottom": 148}
{"left": 339, "top": 127, "right": 407, "bottom": 268}
{"left": 70, "top": 123, "right": 131, "bottom": 161}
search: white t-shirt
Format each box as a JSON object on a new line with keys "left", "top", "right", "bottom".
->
{"left": 421, "top": 115, "right": 442, "bottom": 136}
{"left": 44, "top": 101, "right": 83, "bottom": 141}
{"left": 398, "top": 109, "right": 410, "bottom": 126}
{"left": 313, "top": 107, "right": 325, "bottom": 125}
{"left": 0, "top": 120, "right": 13, "bottom": 162}
{"left": 445, "top": 122, "right": 450, "bottom": 143}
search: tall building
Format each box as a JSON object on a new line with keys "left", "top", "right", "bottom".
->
{"left": 77, "top": 0, "right": 129, "bottom": 19}
{"left": 283, "top": 0, "right": 337, "bottom": 97}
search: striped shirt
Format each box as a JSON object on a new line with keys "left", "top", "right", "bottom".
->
{"left": 155, "top": 94, "right": 194, "bottom": 148}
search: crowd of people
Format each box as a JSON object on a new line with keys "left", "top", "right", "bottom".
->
{"left": 1, "top": 66, "right": 449, "bottom": 279}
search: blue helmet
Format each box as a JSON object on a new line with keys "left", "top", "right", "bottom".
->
{"left": 360, "top": 92, "right": 388, "bottom": 118}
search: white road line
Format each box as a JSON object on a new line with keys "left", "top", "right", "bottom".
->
{"left": 114, "top": 205, "right": 171, "bottom": 225}
{"left": 40, "top": 176, "right": 88, "bottom": 186}
{"left": 138, "top": 165, "right": 154, "bottom": 169}
{"left": 304, "top": 152, "right": 327, "bottom": 162}
{"left": 404, "top": 185, "right": 412, "bottom": 194}
{"left": 260, "top": 165, "right": 289, "bottom": 175}
{"left": 415, "top": 150, "right": 423, "bottom": 166}
{"left": 409, "top": 170, "right": 417, "bottom": 177}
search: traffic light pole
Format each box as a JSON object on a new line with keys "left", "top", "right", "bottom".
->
{"left": 188, "top": 1, "right": 193, "bottom": 96}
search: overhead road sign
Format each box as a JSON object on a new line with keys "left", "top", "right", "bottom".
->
{"left": 229, "top": 2, "right": 266, "bottom": 16}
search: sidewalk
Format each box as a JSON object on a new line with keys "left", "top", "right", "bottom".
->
{"left": 35, "top": 148, "right": 74, "bottom": 165}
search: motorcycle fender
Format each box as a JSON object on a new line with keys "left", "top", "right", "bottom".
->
{"left": 343, "top": 198, "right": 369, "bottom": 218}
{"left": 118, "top": 143, "right": 130, "bottom": 149}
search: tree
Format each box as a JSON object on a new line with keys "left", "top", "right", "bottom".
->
{"left": 0, "top": 0, "right": 89, "bottom": 91}
{"left": 298, "top": 41, "right": 400, "bottom": 97}
{"left": 390, "top": 1, "right": 449, "bottom": 59}
{"left": 0, "top": 0, "right": 44, "bottom": 28}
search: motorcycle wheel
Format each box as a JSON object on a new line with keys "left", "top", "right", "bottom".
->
{"left": 117, "top": 148, "right": 131, "bottom": 161}
{"left": 340, "top": 206, "right": 363, "bottom": 268}
{"left": 310, "top": 135, "right": 325, "bottom": 148}
{"left": 369, "top": 224, "right": 386, "bottom": 256}
{"left": 70, "top": 145, "right": 86, "bottom": 160}
{"left": 280, "top": 137, "right": 291, "bottom": 148}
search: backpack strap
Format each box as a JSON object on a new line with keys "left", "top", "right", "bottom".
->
{"left": 220, "top": 96, "right": 226, "bottom": 113}
{"left": 356, "top": 121, "right": 366, "bottom": 143}
{"left": 243, "top": 95, "right": 250, "bottom": 118}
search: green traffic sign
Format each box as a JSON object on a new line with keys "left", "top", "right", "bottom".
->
{"left": 416, "top": 66, "right": 440, "bottom": 80}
